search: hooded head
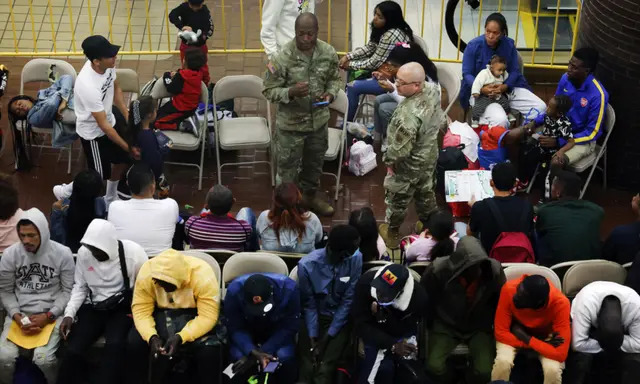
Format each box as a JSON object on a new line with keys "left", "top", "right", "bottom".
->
{"left": 150, "top": 249, "right": 189, "bottom": 291}
{"left": 16, "top": 208, "right": 50, "bottom": 255}
{"left": 597, "top": 295, "right": 624, "bottom": 352}
{"left": 79, "top": 219, "right": 118, "bottom": 262}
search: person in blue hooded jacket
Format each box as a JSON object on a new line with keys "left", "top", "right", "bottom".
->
{"left": 224, "top": 273, "right": 300, "bottom": 384}
{"left": 461, "top": 13, "right": 546, "bottom": 128}
{"left": 298, "top": 224, "right": 363, "bottom": 384}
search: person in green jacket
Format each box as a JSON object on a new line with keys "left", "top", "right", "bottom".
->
{"left": 262, "top": 12, "right": 343, "bottom": 217}
{"left": 536, "top": 170, "right": 604, "bottom": 266}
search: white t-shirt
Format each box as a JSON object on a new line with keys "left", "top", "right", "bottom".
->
{"left": 74, "top": 60, "right": 117, "bottom": 140}
{"left": 107, "top": 198, "right": 179, "bottom": 257}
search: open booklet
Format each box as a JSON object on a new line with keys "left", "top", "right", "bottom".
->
{"left": 444, "top": 170, "right": 494, "bottom": 203}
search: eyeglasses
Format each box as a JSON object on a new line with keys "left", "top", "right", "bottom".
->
{"left": 395, "top": 78, "right": 419, "bottom": 87}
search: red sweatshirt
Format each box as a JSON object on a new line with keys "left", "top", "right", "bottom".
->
{"left": 162, "top": 68, "right": 203, "bottom": 111}
{"left": 494, "top": 275, "right": 571, "bottom": 362}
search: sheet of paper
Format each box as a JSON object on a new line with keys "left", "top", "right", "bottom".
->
{"left": 7, "top": 321, "right": 56, "bottom": 350}
{"left": 223, "top": 363, "right": 236, "bottom": 379}
{"left": 444, "top": 170, "right": 494, "bottom": 203}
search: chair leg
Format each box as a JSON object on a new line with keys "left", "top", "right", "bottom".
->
{"left": 269, "top": 143, "right": 275, "bottom": 187}
{"left": 199, "top": 135, "right": 206, "bottom": 191}
{"left": 215, "top": 134, "right": 222, "bottom": 186}
{"left": 67, "top": 143, "right": 72, "bottom": 174}
{"left": 580, "top": 161, "right": 600, "bottom": 200}
{"left": 603, "top": 151, "right": 607, "bottom": 190}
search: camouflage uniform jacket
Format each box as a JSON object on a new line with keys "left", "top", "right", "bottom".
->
{"left": 262, "top": 39, "right": 343, "bottom": 132}
{"left": 383, "top": 82, "right": 446, "bottom": 175}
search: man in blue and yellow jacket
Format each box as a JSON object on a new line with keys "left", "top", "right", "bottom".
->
{"left": 539, "top": 47, "right": 609, "bottom": 168}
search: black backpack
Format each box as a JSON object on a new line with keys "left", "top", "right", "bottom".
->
{"left": 436, "top": 144, "right": 468, "bottom": 191}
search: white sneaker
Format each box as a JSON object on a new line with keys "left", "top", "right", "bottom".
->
{"left": 381, "top": 137, "right": 388, "bottom": 153}
{"left": 471, "top": 120, "right": 479, "bottom": 128}
{"left": 53, "top": 183, "right": 73, "bottom": 200}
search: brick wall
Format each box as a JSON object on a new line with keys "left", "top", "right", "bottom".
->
{"left": 579, "top": 0, "right": 640, "bottom": 190}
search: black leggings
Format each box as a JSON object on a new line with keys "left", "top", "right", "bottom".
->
{"left": 125, "top": 327, "right": 222, "bottom": 384}
{"left": 56, "top": 304, "right": 133, "bottom": 384}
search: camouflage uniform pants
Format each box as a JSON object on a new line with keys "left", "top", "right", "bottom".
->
{"left": 276, "top": 125, "right": 328, "bottom": 192}
{"left": 384, "top": 169, "right": 436, "bottom": 229}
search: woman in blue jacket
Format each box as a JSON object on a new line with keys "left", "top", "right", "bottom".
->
{"left": 461, "top": 13, "right": 546, "bottom": 128}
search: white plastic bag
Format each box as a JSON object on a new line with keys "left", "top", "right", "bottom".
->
{"left": 348, "top": 141, "right": 377, "bottom": 176}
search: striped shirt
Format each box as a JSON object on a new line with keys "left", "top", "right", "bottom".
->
{"left": 185, "top": 214, "right": 251, "bottom": 252}
{"left": 346, "top": 28, "right": 412, "bottom": 71}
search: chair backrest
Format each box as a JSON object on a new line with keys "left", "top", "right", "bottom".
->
{"left": 550, "top": 260, "right": 585, "bottom": 285}
{"left": 329, "top": 89, "right": 348, "bottom": 116}
{"left": 503, "top": 263, "right": 562, "bottom": 290}
{"left": 213, "top": 74, "right": 268, "bottom": 104}
{"left": 115, "top": 68, "right": 140, "bottom": 97}
{"left": 20, "top": 59, "right": 77, "bottom": 93}
{"left": 222, "top": 252, "right": 289, "bottom": 285}
{"left": 413, "top": 34, "right": 429, "bottom": 56}
{"left": 434, "top": 63, "right": 460, "bottom": 115}
{"left": 181, "top": 250, "right": 222, "bottom": 288}
{"left": 408, "top": 261, "right": 431, "bottom": 277}
{"left": 517, "top": 51, "right": 524, "bottom": 74}
{"left": 562, "top": 259, "right": 627, "bottom": 298}
{"left": 601, "top": 104, "right": 616, "bottom": 147}
{"left": 189, "top": 249, "right": 236, "bottom": 266}
{"left": 623, "top": 262, "right": 633, "bottom": 271}
{"left": 363, "top": 260, "right": 392, "bottom": 272}
{"left": 289, "top": 265, "right": 299, "bottom": 282}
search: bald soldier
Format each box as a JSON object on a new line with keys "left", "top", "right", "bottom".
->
{"left": 263, "top": 13, "right": 343, "bottom": 216}
{"left": 379, "top": 62, "right": 446, "bottom": 247}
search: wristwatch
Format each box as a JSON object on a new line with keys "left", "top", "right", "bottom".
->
{"left": 46, "top": 311, "right": 56, "bottom": 323}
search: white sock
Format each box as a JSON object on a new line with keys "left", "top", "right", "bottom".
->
{"left": 106, "top": 180, "right": 118, "bottom": 200}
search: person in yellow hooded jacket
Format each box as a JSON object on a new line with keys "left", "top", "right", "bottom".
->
{"left": 125, "top": 249, "right": 221, "bottom": 384}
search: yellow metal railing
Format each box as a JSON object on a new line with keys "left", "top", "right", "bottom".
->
{"left": 0, "top": 0, "right": 580, "bottom": 69}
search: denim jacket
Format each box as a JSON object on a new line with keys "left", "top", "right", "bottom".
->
{"left": 27, "top": 75, "right": 78, "bottom": 147}
{"left": 298, "top": 248, "right": 362, "bottom": 338}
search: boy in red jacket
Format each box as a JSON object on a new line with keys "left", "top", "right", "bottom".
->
{"left": 491, "top": 274, "right": 571, "bottom": 384}
{"left": 154, "top": 48, "right": 205, "bottom": 133}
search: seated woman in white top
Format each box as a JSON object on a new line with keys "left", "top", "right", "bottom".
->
{"left": 405, "top": 209, "right": 458, "bottom": 263}
{"left": 256, "top": 182, "right": 323, "bottom": 254}
{"left": 373, "top": 42, "right": 440, "bottom": 151}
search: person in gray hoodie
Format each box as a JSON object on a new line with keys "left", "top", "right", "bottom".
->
{"left": 0, "top": 207, "right": 74, "bottom": 384}
{"left": 420, "top": 236, "right": 506, "bottom": 384}
{"left": 56, "top": 219, "right": 148, "bottom": 384}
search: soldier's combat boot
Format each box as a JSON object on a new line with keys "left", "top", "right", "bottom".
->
{"left": 302, "top": 190, "right": 335, "bottom": 217}
{"left": 415, "top": 220, "right": 424, "bottom": 234}
{"left": 379, "top": 223, "right": 400, "bottom": 248}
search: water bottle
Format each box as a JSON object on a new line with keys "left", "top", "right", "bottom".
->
{"left": 405, "top": 335, "right": 418, "bottom": 360}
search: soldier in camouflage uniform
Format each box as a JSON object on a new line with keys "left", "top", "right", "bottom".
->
{"left": 262, "top": 12, "right": 343, "bottom": 217}
{"left": 379, "top": 62, "right": 446, "bottom": 247}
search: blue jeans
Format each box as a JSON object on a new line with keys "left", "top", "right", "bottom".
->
{"left": 236, "top": 207, "right": 259, "bottom": 251}
{"left": 347, "top": 78, "right": 386, "bottom": 121}
{"left": 27, "top": 74, "right": 74, "bottom": 128}
{"left": 374, "top": 93, "right": 398, "bottom": 137}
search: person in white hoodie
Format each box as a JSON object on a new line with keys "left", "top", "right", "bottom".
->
{"left": 0, "top": 208, "right": 74, "bottom": 384}
{"left": 260, "top": 0, "right": 316, "bottom": 58}
{"left": 56, "top": 219, "right": 148, "bottom": 384}
{"left": 566, "top": 281, "right": 640, "bottom": 384}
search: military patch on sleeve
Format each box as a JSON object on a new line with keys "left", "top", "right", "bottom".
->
{"left": 395, "top": 125, "right": 412, "bottom": 143}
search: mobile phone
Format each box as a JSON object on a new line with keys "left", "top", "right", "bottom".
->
{"left": 263, "top": 361, "right": 280, "bottom": 373}
{"left": 313, "top": 101, "right": 330, "bottom": 107}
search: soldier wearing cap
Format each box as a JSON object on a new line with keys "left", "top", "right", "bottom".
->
{"left": 224, "top": 273, "right": 300, "bottom": 384}
{"left": 379, "top": 62, "right": 446, "bottom": 247}
{"left": 262, "top": 12, "right": 343, "bottom": 217}
{"left": 352, "top": 264, "right": 430, "bottom": 383}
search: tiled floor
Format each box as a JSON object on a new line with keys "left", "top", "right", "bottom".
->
{"left": 0, "top": 1, "right": 633, "bottom": 240}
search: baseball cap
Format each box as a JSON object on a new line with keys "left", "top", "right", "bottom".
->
{"left": 243, "top": 274, "right": 275, "bottom": 317}
{"left": 371, "top": 264, "right": 409, "bottom": 304}
{"left": 82, "top": 35, "right": 120, "bottom": 60}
